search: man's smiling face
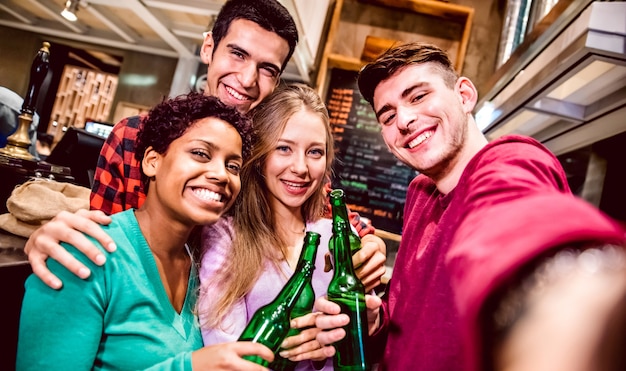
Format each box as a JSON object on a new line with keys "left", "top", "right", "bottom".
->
{"left": 201, "top": 19, "right": 290, "bottom": 114}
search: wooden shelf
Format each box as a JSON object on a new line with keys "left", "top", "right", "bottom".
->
{"left": 316, "top": 0, "right": 474, "bottom": 95}
{"left": 327, "top": 53, "right": 365, "bottom": 72}
{"left": 360, "top": 0, "right": 474, "bottom": 72}
{"left": 359, "top": 0, "right": 473, "bottom": 22}
{"left": 375, "top": 228, "right": 401, "bottom": 242}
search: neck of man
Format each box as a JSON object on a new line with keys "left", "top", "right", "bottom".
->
{"left": 433, "top": 121, "right": 488, "bottom": 195}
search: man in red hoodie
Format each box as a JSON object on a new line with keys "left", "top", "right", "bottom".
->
{"left": 312, "top": 41, "right": 626, "bottom": 371}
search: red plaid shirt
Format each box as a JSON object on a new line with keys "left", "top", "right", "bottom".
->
{"left": 90, "top": 115, "right": 146, "bottom": 214}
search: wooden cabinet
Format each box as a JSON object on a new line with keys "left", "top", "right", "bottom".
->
{"left": 46, "top": 65, "right": 118, "bottom": 145}
{"left": 316, "top": 0, "right": 474, "bottom": 95}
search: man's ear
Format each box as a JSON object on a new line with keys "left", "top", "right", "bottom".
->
{"left": 200, "top": 32, "right": 215, "bottom": 65}
{"left": 456, "top": 76, "right": 478, "bottom": 113}
{"left": 142, "top": 147, "right": 160, "bottom": 178}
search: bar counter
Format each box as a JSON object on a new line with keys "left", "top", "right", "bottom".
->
{"left": 0, "top": 229, "right": 30, "bottom": 370}
{"left": 0, "top": 230, "right": 28, "bottom": 267}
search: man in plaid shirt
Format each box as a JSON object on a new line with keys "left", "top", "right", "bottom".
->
{"left": 90, "top": 0, "right": 299, "bottom": 217}
{"left": 25, "top": 0, "right": 378, "bottom": 289}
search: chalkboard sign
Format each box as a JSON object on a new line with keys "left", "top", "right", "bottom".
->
{"left": 326, "top": 68, "right": 417, "bottom": 235}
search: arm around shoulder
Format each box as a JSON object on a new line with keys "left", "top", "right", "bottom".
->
{"left": 24, "top": 208, "right": 114, "bottom": 289}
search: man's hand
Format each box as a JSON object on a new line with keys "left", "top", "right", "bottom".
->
{"left": 314, "top": 294, "right": 382, "bottom": 356}
{"left": 491, "top": 246, "right": 626, "bottom": 371}
{"left": 192, "top": 342, "right": 274, "bottom": 370}
{"left": 354, "top": 234, "right": 387, "bottom": 292}
{"left": 24, "top": 209, "right": 114, "bottom": 289}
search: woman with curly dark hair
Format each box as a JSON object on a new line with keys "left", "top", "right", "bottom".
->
{"left": 17, "top": 92, "right": 274, "bottom": 370}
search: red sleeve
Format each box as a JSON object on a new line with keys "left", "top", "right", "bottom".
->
{"left": 449, "top": 194, "right": 625, "bottom": 371}
{"left": 446, "top": 136, "right": 626, "bottom": 371}
{"left": 89, "top": 116, "right": 146, "bottom": 214}
{"left": 461, "top": 137, "right": 571, "bottom": 211}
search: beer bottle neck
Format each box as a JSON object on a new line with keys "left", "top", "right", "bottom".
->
{"left": 276, "top": 232, "right": 319, "bottom": 309}
{"left": 329, "top": 189, "right": 350, "bottom": 223}
{"left": 332, "top": 221, "right": 357, "bottom": 275}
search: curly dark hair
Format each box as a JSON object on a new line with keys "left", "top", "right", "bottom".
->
{"left": 135, "top": 92, "right": 253, "bottom": 187}
{"left": 211, "top": 0, "right": 298, "bottom": 72}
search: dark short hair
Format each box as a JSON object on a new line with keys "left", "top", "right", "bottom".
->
{"left": 211, "top": 0, "right": 298, "bottom": 72}
{"left": 358, "top": 42, "right": 459, "bottom": 108}
{"left": 135, "top": 92, "right": 252, "bottom": 185}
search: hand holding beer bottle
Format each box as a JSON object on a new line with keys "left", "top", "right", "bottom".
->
{"left": 269, "top": 273, "right": 315, "bottom": 371}
{"left": 326, "top": 219, "right": 370, "bottom": 371}
{"left": 238, "top": 232, "right": 321, "bottom": 367}
{"left": 329, "top": 188, "right": 387, "bottom": 292}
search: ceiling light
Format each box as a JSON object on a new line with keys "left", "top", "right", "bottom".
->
{"left": 61, "top": 0, "right": 80, "bottom": 22}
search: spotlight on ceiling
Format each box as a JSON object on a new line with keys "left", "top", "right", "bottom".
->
{"left": 61, "top": 0, "right": 80, "bottom": 22}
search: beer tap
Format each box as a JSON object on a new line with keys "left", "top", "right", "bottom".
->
{"left": 0, "top": 42, "right": 50, "bottom": 161}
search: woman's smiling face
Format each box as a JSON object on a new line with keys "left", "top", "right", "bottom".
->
{"left": 144, "top": 117, "right": 243, "bottom": 227}
{"left": 262, "top": 108, "right": 328, "bottom": 214}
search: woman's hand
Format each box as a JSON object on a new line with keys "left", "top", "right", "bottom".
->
{"left": 279, "top": 312, "right": 327, "bottom": 362}
{"left": 192, "top": 342, "right": 274, "bottom": 370}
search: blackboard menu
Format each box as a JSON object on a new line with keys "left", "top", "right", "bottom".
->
{"left": 326, "top": 69, "right": 417, "bottom": 235}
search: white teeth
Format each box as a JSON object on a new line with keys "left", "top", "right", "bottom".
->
{"left": 225, "top": 86, "right": 249, "bottom": 101}
{"left": 284, "top": 181, "right": 305, "bottom": 188}
{"left": 193, "top": 188, "right": 223, "bottom": 202}
{"left": 408, "top": 131, "right": 433, "bottom": 149}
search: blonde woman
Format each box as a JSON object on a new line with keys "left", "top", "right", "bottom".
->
{"left": 198, "top": 84, "right": 386, "bottom": 370}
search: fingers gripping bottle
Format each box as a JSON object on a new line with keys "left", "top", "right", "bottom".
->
{"left": 238, "top": 232, "right": 320, "bottom": 367}
{"left": 327, "top": 220, "right": 370, "bottom": 371}
{"left": 269, "top": 278, "right": 315, "bottom": 371}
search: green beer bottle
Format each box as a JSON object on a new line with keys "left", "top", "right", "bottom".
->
{"left": 238, "top": 232, "right": 321, "bottom": 367}
{"left": 327, "top": 220, "right": 370, "bottom": 371}
{"left": 269, "top": 280, "right": 315, "bottom": 371}
{"left": 329, "top": 189, "right": 361, "bottom": 255}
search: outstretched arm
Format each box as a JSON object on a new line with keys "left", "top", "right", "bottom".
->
{"left": 24, "top": 209, "right": 114, "bottom": 289}
{"left": 486, "top": 244, "right": 626, "bottom": 371}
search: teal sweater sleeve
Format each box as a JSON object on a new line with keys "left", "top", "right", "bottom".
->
{"left": 17, "top": 210, "right": 200, "bottom": 371}
{"left": 17, "top": 243, "right": 109, "bottom": 370}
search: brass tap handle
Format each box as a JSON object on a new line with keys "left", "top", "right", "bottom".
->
{"left": 22, "top": 42, "right": 50, "bottom": 115}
